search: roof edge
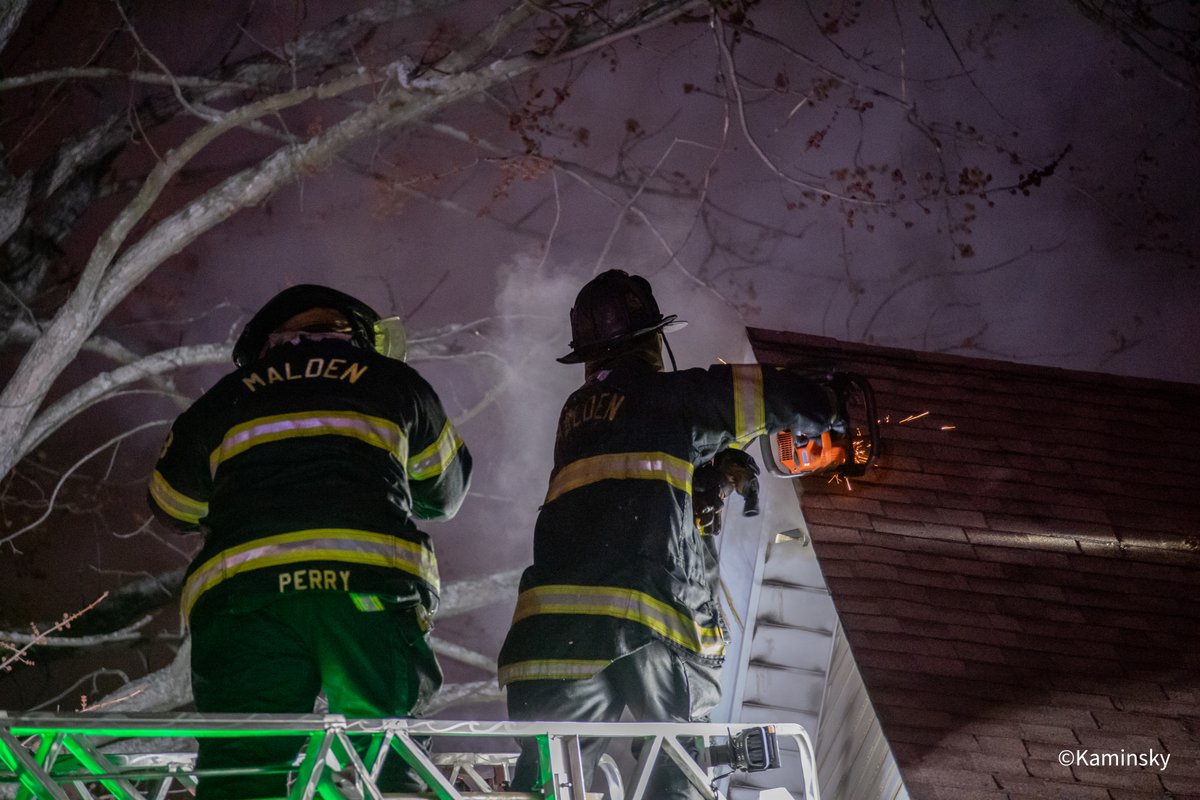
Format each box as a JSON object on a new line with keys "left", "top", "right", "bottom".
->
{"left": 745, "top": 327, "right": 1200, "bottom": 394}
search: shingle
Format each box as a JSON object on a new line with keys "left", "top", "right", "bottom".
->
{"left": 870, "top": 516, "right": 969, "bottom": 541}
{"left": 993, "top": 776, "right": 1113, "bottom": 798}
{"left": 898, "top": 781, "right": 1011, "bottom": 800}
{"left": 1108, "top": 791, "right": 1179, "bottom": 800}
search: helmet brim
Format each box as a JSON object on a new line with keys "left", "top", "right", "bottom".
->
{"left": 556, "top": 315, "right": 686, "bottom": 364}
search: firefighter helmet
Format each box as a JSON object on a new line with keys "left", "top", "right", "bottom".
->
{"left": 557, "top": 270, "right": 685, "bottom": 364}
{"left": 233, "top": 284, "right": 403, "bottom": 367}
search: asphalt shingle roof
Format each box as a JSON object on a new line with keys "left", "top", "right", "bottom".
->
{"left": 747, "top": 328, "right": 1200, "bottom": 800}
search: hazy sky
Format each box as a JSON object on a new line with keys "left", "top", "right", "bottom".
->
{"left": 3, "top": 0, "right": 1197, "bottom": 709}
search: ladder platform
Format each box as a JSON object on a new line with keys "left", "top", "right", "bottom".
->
{"left": 0, "top": 713, "right": 818, "bottom": 800}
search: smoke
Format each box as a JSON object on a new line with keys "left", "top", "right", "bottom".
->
{"left": 490, "top": 256, "right": 587, "bottom": 552}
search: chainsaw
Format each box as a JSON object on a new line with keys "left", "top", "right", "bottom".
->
{"left": 759, "top": 371, "right": 880, "bottom": 479}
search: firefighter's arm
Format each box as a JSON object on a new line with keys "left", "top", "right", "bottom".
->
{"left": 146, "top": 413, "right": 211, "bottom": 532}
{"left": 405, "top": 374, "right": 473, "bottom": 521}
{"left": 759, "top": 365, "right": 844, "bottom": 438}
{"left": 688, "top": 364, "right": 840, "bottom": 459}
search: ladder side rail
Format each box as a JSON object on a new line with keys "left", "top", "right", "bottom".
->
{"left": 779, "top": 728, "right": 820, "bottom": 800}
{"left": 556, "top": 734, "right": 587, "bottom": 800}
{"left": 60, "top": 734, "right": 148, "bottom": 800}
{"left": 363, "top": 730, "right": 392, "bottom": 785}
{"left": 658, "top": 735, "right": 717, "bottom": 800}
{"left": 290, "top": 729, "right": 336, "bottom": 800}
{"left": 2, "top": 716, "right": 823, "bottom": 799}
{"left": 70, "top": 780, "right": 97, "bottom": 800}
{"left": 331, "top": 730, "right": 384, "bottom": 800}
{"left": 147, "top": 773, "right": 177, "bottom": 800}
{"left": 388, "top": 731, "right": 463, "bottom": 800}
{"left": 0, "top": 729, "right": 70, "bottom": 800}
{"left": 16, "top": 733, "right": 64, "bottom": 800}
{"left": 623, "top": 736, "right": 661, "bottom": 800}
{"left": 456, "top": 763, "right": 494, "bottom": 792}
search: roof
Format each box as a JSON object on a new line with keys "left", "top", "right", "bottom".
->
{"left": 746, "top": 328, "right": 1200, "bottom": 800}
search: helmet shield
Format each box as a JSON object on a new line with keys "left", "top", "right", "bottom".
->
{"left": 373, "top": 316, "right": 408, "bottom": 361}
{"left": 558, "top": 270, "right": 685, "bottom": 364}
{"left": 233, "top": 284, "right": 381, "bottom": 367}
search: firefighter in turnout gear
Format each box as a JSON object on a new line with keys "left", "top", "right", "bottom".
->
{"left": 498, "top": 270, "right": 840, "bottom": 798}
{"left": 148, "top": 284, "right": 471, "bottom": 799}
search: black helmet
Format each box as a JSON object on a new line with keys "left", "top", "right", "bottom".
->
{"left": 557, "top": 270, "right": 685, "bottom": 364}
{"left": 233, "top": 284, "right": 381, "bottom": 367}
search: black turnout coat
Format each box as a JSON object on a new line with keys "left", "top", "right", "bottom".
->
{"left": 498, "top": 359, "right": 835, "bottom": 687}
{"left": 148, "top": 335, "right": 471, "bottom": 620}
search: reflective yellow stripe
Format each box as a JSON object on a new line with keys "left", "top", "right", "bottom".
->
{"left": 149, "top": 471, "right": 208, "bottom": 524}
{"left": 513, "top": 585, "right": 725, "bottom": 658}
{"left": 498, "top": 659, "right": 611, "bottom": 686}
{"left": 181, "top": 529, "right": 438, "bottom": 619}
{"left": 544, "top": 452, "right": 693, "bottom": 505}
{"left": 731, "top": 365, "right": 766, "bottom": 444}
{"left": 407, "top": 420, "right": 463, "bottom": 480}
{"left": 209, "top": 411, "right": 407, "bottom": 475}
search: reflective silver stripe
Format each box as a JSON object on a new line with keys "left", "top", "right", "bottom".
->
{"left": 181, "top": 528, "right": 438, "bottom": 619}
{"left": 544, "top": 452, "right": 693, "bottom": 505}
{"left": 209, "top": 411, "right": 407, "bottom": 475}
{"left": 513, "top": 584, "right": 725, "bottom": 658}
{"left": 498, "top": 659, "right": 611, "bottom": 686}
{"left": 407, "top": 420, "right": 463, "bottom": 481}
{"left": 149, "top": 471, "right": 208, "bottom": 524}
{"left": 731, "top": 365, "right": 766, "bottom": 443}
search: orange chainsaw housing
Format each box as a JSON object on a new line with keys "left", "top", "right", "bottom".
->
{"left": 759, "top": 370, "right": 879, "bottom": 479}
{"left": 771, "top": 430, "right": 849, "bottom": 476}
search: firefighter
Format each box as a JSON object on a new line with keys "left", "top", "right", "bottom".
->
{"left": 147, "top": 284, "right": 472, "bottom": 799}
{"left": 498, "top": 270, "right": 841, "bottom": 798}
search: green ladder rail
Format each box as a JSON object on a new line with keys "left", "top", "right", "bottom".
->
{"left": 0, "top": 714, "right": 819, "bottom": 800}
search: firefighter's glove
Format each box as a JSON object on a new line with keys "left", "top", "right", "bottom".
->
{"left": 693, "top": 461, "right": 726, "bottom": 536}
{"left": 713, "top": 448, "right": 761, "bottom": 518}
{"left": 694, "top": 449, "right": 762, "bottom": 535}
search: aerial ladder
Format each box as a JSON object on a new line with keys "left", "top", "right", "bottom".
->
{"left": 0, "top": 713, "right": 819, "bottom": 800}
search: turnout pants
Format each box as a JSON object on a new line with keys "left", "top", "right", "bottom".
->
{"left": 190, "top": 592, "right": 442, "bottom": 800}
{"left": 506, "top": 641, "right": 721, "bottom": 800}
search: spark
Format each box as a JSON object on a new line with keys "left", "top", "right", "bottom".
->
{"left": 940, "top": 425, "right": 957, "bottom": 431}
{"left": 852, "top": 427, "right": 872, "bottom": 464}
{"left": 826, "top": 474, "right": 853, "bottom": 491}
{"left": 898, "top": 411, "right": 929, "bottom": 424}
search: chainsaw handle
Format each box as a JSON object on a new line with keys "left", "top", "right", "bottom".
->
{"left": 836, "top": 371, "right": 879, "bottom": 477}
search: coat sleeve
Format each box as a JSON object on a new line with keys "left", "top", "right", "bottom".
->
{"left": 404, "top": 370, "right": 473, "bottom": 521}
{"left": 147, "top": 407, "right": 213, "bottom": 532}
{"left": 685, "top": 364, "right": 839, "bottom": 462}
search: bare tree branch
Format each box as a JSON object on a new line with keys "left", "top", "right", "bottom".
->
{"left": 0, "top": 0, "right": 31, "bottom": 53}
{"left": 438, "top": 567, "right": 522, "bottom": 616}
{"left": 17, "top": 343, "right": 229, "bottom": 460}
{"left": 0, "top": 0, "right": 710, "bottom": 481}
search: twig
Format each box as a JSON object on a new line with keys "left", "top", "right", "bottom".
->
{"left": 1, "top": 593, "right": 109, "bottom": 672}
{"left": 2, "top": 421, "right": 168, "bottom": 549}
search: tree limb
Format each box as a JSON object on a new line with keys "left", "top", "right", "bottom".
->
{"left": 1, "top": 0, "right": 708, "bottom": 480}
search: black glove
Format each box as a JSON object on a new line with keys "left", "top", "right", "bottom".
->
{"left": 693, "top": 449, "right": 761, "bottom": 535}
